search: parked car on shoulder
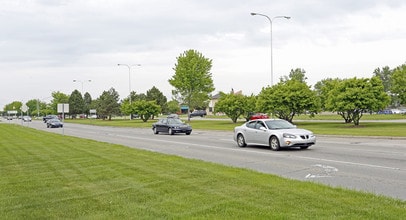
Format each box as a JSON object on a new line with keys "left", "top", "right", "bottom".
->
{"left": 234, "top": 119, "right": 316, "bottom": 151}
{"left": 152, "top": 117, "right": 192, "bottom": 135}
{"left": 190, "top": 110, "right": 207, "bottom": 117}
{"left": 46, "top": 119, "right": 63, "bottom": 128}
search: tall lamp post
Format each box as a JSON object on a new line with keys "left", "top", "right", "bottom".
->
{"left": 251, "top": 12, "right": 290, "bottom": 86}
{"left": 117, "top": 64, "right": 141, "bottom": 104}
{"left": 73, "top": 79, "right": 91, "bottom": 95}
{"left": 73, "top": 79, "right": 91, "bottom": 117}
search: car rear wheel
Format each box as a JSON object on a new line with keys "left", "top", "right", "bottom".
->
{"left": 168, "top": 128, "right": 174, "bottom": 135}
{"left": 237, "top": 134, "right": 247, "bottom": 147}
{"left": 153, "top": 127, "right": 159, "bottom": 134}
{"left": 270, "top": 136, "right": 280, "bottom": 151}
{"left": 186, "top": 132, "right": 191, "bottom": 135}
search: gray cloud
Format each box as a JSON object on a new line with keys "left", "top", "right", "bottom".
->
{"left": 1, "top": 0, "right": 406, "bottom": 107}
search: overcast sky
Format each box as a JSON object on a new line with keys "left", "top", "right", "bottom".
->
{"left": 1, "top": 0, "right": 406, "bottom": 108}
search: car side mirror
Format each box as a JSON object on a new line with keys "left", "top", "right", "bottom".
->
{"left": 259, "top": 127, "right": 267, "bottom": 131}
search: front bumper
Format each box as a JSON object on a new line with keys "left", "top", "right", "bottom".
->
{"left": 281, "top": 136, "right": 316, "bottom": 147}
{"left": 172, "top": 128, "right": 192, "bottom": 133}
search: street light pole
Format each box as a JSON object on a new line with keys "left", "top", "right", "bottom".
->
{"left": 73, "top": 79, "right": 91, "bottom": 118}
{"left": 73, "top": 79, "right": 91, "bottom": 95}
{"left": 251, "top": 12, "right": 290, "bottom": 86}
{"left": 117, "top": 64, "right": 141, "bottom": 104}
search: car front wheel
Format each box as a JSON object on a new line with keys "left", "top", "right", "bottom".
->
{"left": 168, "top": 128, "right": 174, "bottom": 135}
{"left": 237, "top": 134, "right": 247, "bottom": 147}
{"left": 153, "top": 127, "right": 159, "bottom": 134}
{"left": 270, "top": 136, "right": 280, "bottom": 151}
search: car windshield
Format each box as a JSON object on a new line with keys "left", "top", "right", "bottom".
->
{"left": 265, "top": 120, "right": 295, "bottom": 129}
{"left": 167, "top": 118, "right": 183, "bottom": 124}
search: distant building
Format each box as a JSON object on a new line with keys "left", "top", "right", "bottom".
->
{"left": 208, "top": 89, "right": 243, "bottom": 115}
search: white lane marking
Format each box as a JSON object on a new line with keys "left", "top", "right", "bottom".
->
{"left": 305, "top": 164, "right": 339, "bottom": 179}
{"left": 295, "top": 155, "right": 401, "bottom": 171}
{"left": 114, "top": 134, "right": 403, "bottom": 171}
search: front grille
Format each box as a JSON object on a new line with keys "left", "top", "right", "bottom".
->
{"left": 300, "top": 135, "right": 310, "bottom": 139}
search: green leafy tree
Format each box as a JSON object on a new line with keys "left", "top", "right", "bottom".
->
{"left": 281, "top": 68, "right": 308, "bottom": 83}
{"left": 133, "top": 100, "right": 161, "bottom": 122}
{"left": 214, "top": 92, "right": 247, "bottom": 123}
{"left": 167, "top": 100, "right": 180, "bottom": 114}
{"left": 314, "top": 78, "right": 342, "bottom": 111}
{"left": 50, "top": 91, "right": 70, "bottom": 115}
{"left": 257, "top": 80, "right": 320, "bottom": 122}
{"left": 146, "top": 86, "right": 168, "bottom": 114}
{"left": 123, "top": 92, "right": 147, "bottom": 105}
{"left": 373, "top": 66, "right": 392, "bottom": 93}
{"left": 69, "top": 90, "right": 84, "bottom": 118}
{"left": 243, "top": 94, "right": 258, "bottom": 121}
{"left": 120, "top": 99, "right": 131, "bottom": 117}
{"left": 96, "top": 88, "right": 120, "bottom": 120}
{"left": 33, "top": 100, "right": 48, "bottom": 116}
{"left": 3, "top": 101, "right": 22, "bottom": 116}
{"left": 391, "top": 63, "right": 406, "bottom": 105}
{"left": 25, "top": 99, "right": 38, "bottom": 116}
{"left": 169, "top": 49, "right": 215, "bottom": 121}
{"left": 373, "top": 66, "right": 398, "bottom": 106}
{"left": 84, "top": 92, "right": 92, "bottom": 116}
{"left": 326, "top": 77, "right": 390, "bottom": 125}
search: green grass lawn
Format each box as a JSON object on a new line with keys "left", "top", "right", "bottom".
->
{"left": 0, "top": 124, "right": 405, "bottom": 219}
{"left": 66, "top": 116, "right": 406, "bottom": 137}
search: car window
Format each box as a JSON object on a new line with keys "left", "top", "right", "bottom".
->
{"left": 255, "top": 122, "right": 265, "bottom": 129}
{"left": 162, "top": 119, "right": 167, "bottom": 124}
{"left": 265, "top": 120, "right": 295, "bottom": 129}
{"left": 246, "top": 121, "right": 257, "bottom": 129}
{"left": 168, "top": 118, "right": 183, "bottom": 124}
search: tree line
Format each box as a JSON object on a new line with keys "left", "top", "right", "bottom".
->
{"left": 216, "top": 64, "right": 405, "bottom": 126}
{"left": 2, "top": 49, "right": 405, "bottom": 126}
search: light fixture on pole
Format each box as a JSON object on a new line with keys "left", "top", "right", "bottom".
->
{"left": 73, "top": 79, "right": 91, "bottom": 95}
{"left": 117, "top": 64, "right": 141, "bottom": 104}
{"left": 251, "top": 12, "right": 290, "bottom": 86}
{"left": 73, "top": 79, "right": 91, "bottom": 118}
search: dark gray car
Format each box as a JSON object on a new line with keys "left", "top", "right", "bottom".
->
{"left": 152, "top": 118, "right": 192, "bottom": 135}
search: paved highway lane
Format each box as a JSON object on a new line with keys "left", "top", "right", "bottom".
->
{"left": 15, "top": 120, "right": 406, "bottom": 200}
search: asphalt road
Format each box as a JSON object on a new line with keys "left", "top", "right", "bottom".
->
{"left": 11, "top": 119, "right": 406, "bottom": 200}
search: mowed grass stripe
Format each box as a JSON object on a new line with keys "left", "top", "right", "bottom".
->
{"left": 0, "top": 124, "right": 404, "bottom": 219}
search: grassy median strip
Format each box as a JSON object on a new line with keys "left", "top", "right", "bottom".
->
{"left": 0, "top": 124, "right": 404, "bottom": 219}
{"left": 67, "top": 117, "right": 406, "bottom": 137}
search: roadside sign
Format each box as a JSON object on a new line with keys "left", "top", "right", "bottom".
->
{"left": 21, "top": 104, "right": 29, "bottom": 113}
{"left": 57, "top": 103, "right": 69, "bottom": 113}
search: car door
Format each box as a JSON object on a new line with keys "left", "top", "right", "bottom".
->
{"left": 254, "top": 121, "right": 270, "bottom": 145}
{"left": 244, "top": 121, "right": 259, "bottom": 144}
{"left": 156, "top": 119, "right": 168, "bottom": 132}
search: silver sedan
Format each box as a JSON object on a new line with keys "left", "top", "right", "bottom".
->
{"left": 233, "top": 119, "right": 316, "bottom": 151}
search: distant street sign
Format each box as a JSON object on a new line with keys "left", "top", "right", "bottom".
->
{"left": 57, "top": 103, "right": 69, "bottom": 113}
{"left": 21, "top": 104, "right": 29, "bottom": 113}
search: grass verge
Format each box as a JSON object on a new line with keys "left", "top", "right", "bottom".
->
{"left": 1, "top": 124, "right": 405, "bottom": 219}
{"left": 66, "top": 117, "right": 406, "bottom": 137}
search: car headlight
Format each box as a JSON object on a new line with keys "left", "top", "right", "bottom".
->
{"left": 283, "top": 133, "right": 296, "bottom": 139}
